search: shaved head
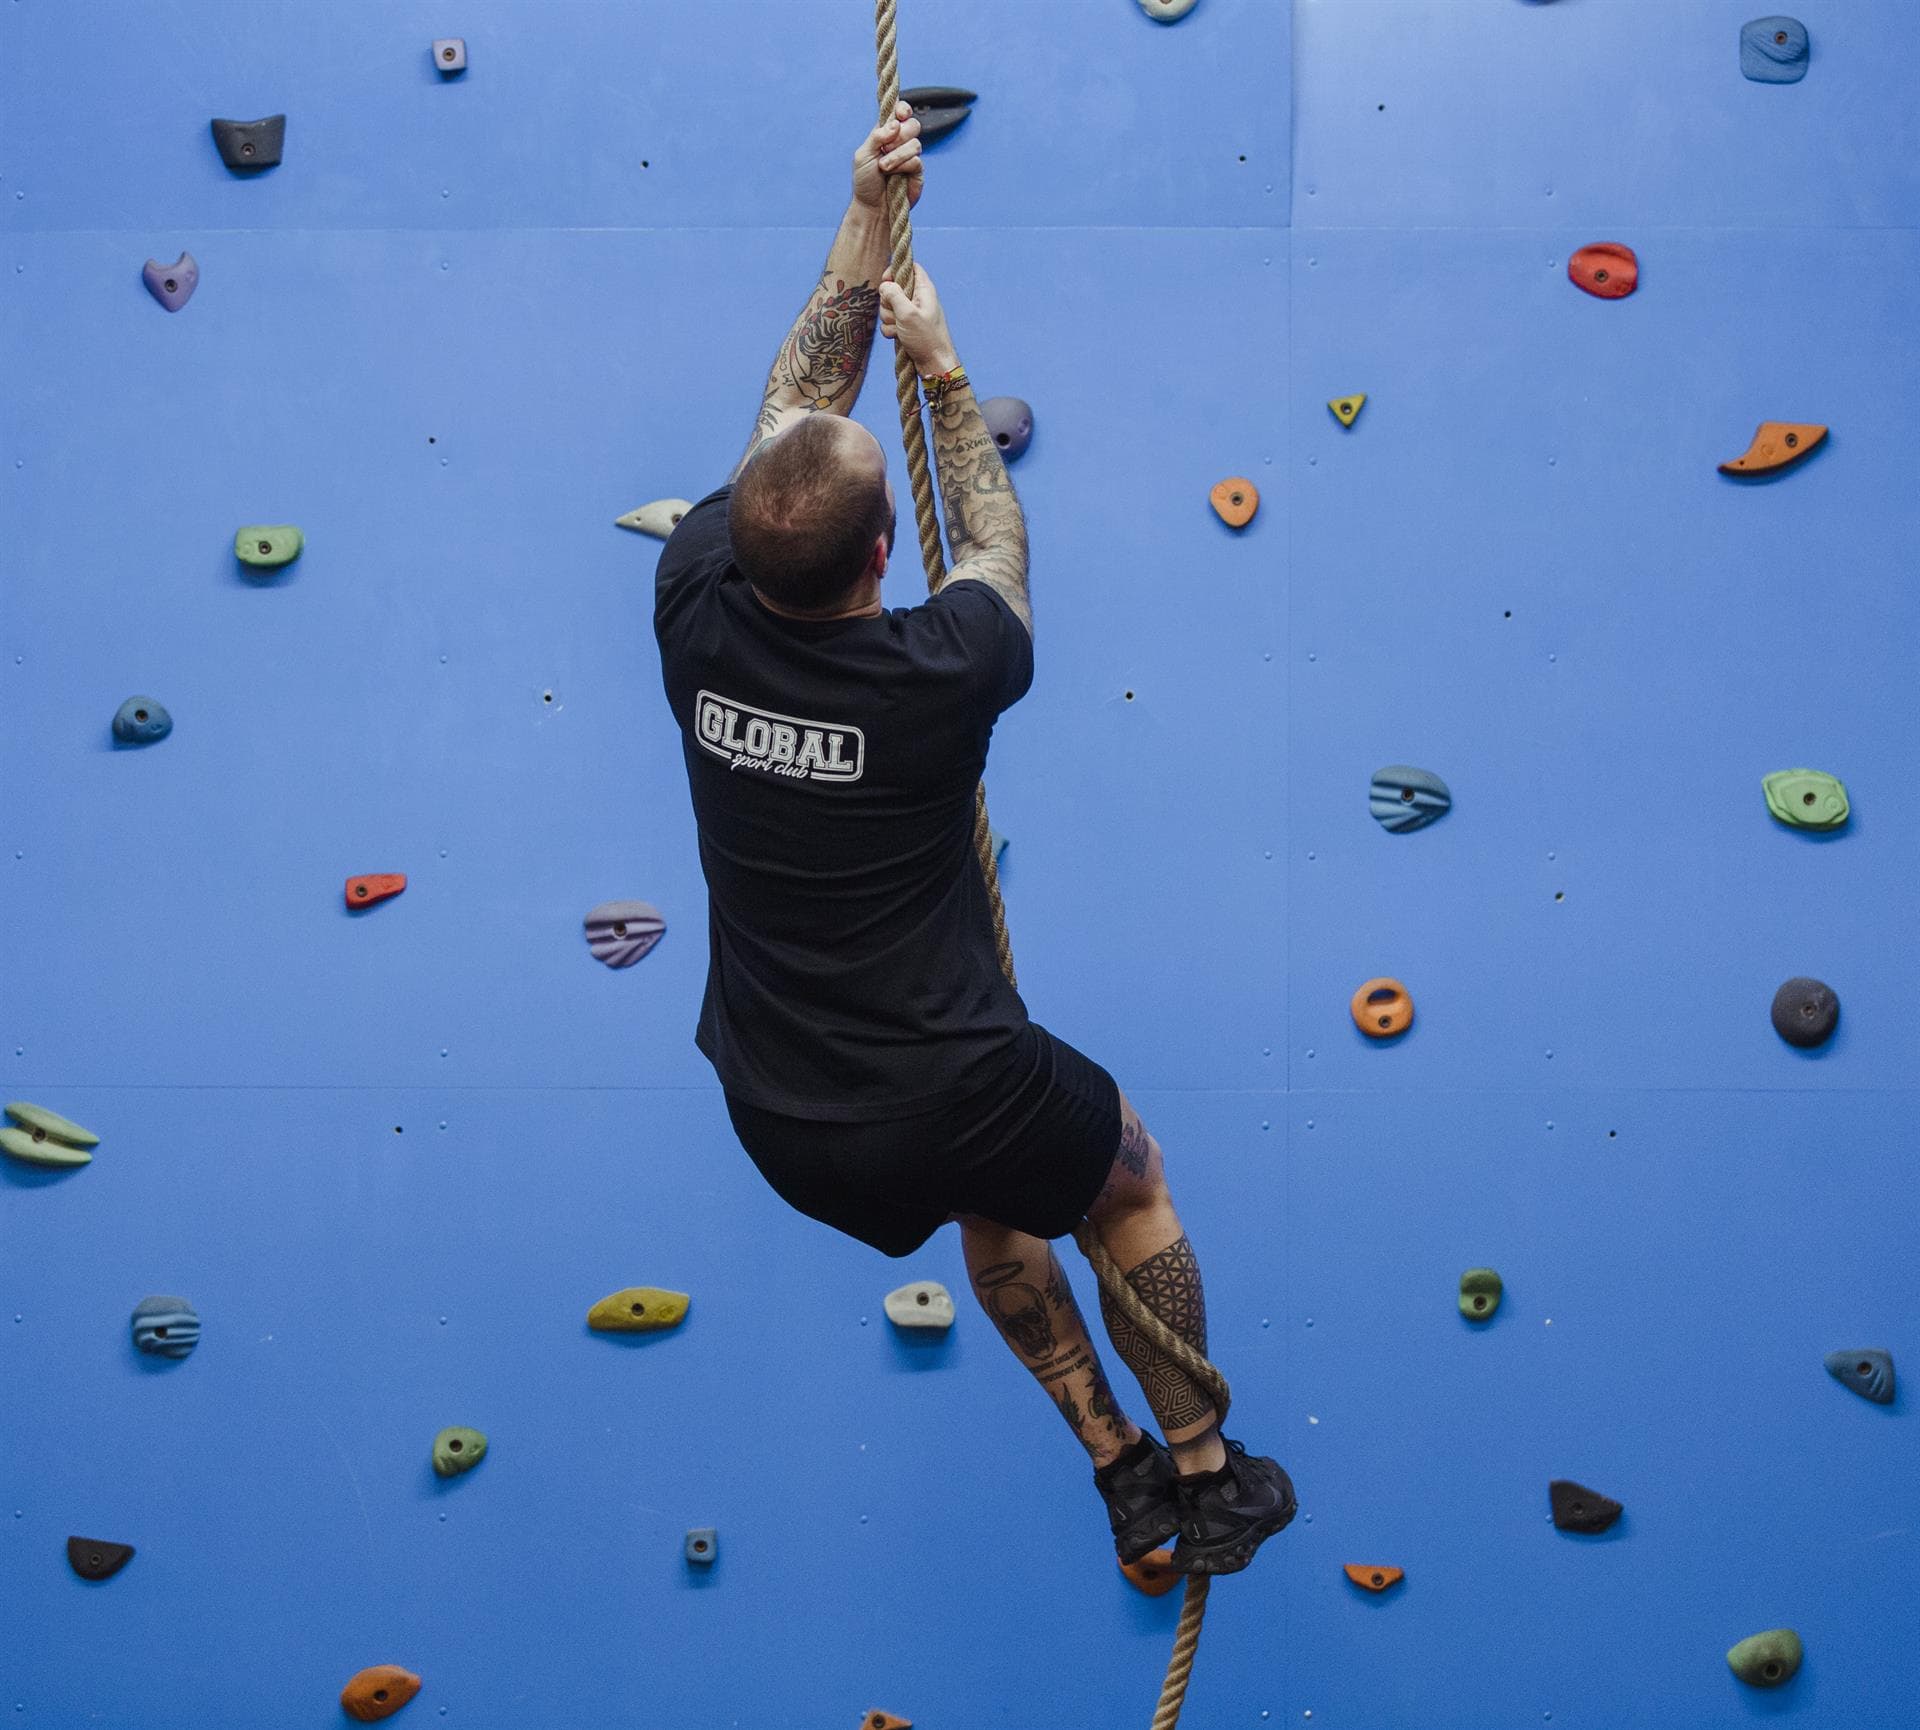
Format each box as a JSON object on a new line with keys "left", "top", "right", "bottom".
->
{"left": 729, "top": 416, "right": 896, "bottom": 613}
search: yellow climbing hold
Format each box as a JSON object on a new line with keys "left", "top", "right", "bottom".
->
{"left": 1328, "top": 394, "right": 1366, "bottom": 428}
{"left": 587, "top": 1286, "right": 690, "bottom": 1333}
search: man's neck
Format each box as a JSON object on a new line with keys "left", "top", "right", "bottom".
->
{"left": 749, "top": 582, "right": 883, "bottom": 622}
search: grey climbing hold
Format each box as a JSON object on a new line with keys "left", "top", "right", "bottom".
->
{"left": 1549, "top": 1478, "right": 1621, "bottom": 1533}
{"left": 1824, "top": 1348, "right": 1894, "bottom": 1405}
{"left": 584, "top": 901, "right": 666, "bottom": 968}
{"left": 130, "top": 1296, "right": 200, "bottom": 1359}
{"left": 685, "top": 1527, "right": 717, "bottom": 1565}
{"left": 142, "top": 253, "right": 198, "bottom": 313}
{"left": 1370, "top": 766, "right": 1451, "bottom": 833}
{"left": 615, "top": 499, "right": 692, "bottom": 538}
{"left": 980, "top": 397, "right": 1032, "bottom": 462}
{"left": 67, "top": 1536, "right": 135, "bottom": 1581}
{"left": 901, "top": 86, "right": 974, "bottom": 142}
{"left": 989, "top": 828, "right": 1009, "bottom": 863}
{"left": 1727, "top": 1628, "right": 1803, "bottom": 1688}
{"left": 433, "top": 1426, "right": 489, "bottom": 1476}
{"left": 1741, "top": 17, "right": 1808, "bottom": 83}
{"left": 1138, "top": 0, "right": 1201, "bottom": 20}
{"left": 432, "top": 38, "right": 467, "bottom": 74}
{"left": 112, "top": 697, "right": 172, "bottom": 745}
{"left": 2, "top": 1101, "right": 100, "bottom": 1167}
{"left": 884, "top": 1281, "right": 955, "bottom": 1331}
{"left": 210, "top": 115, "right": 285, "bottom": 170}
{"left": 1771, "top": 977, "right": 1838, "bottom": 1049}
{"left": 1458, "top": 1268, "right": 1502, "bottom": 1321}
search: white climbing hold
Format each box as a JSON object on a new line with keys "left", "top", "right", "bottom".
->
{"left": 1138, "top": 0, "right": 1200, "bottom": 21}
{"left": 884, "top": 1281, "right": 955, "bottom": 1331}
{"left": 615, "top": 498, "right": 693, "bottom": 539}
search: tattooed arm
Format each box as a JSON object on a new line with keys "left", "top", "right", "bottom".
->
{"left": 879, "top": 264, "right": 1031, "bottom": 636}
{"left": 730, "top": 107, "right": 923, "bottom": 480}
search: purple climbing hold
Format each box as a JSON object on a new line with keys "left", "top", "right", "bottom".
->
{"left": 980, "top": 397, "right": 1033, "bottom": 462}
{"left": 584, "top": 901, "right": 666, "bottom": 969}
{"left": 142, "top": 253, "right": 199, "bottom": 312}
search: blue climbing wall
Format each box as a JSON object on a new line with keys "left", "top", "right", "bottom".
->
{"left": 1, "top": 0, "right": 1912, "bottom": 1723}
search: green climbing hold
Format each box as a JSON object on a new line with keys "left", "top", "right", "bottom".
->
{"left": 233, "top": 525, "right": 303, "bottom": 569}
{"left": 1762, "top": 768, "right": 1848, "bottom": 830}
{"left": 1727, "top": 1628, "right": 1802, "bottom": 1688}
{"left": 1458, "top": 1268, "right": 1502, "bottom": 1321}
{"left": 2, "top": 1101, "right": 99, "bottom": 1167}
{"left": 587, "top": 1286, "right": 690, "bottom": 1333}
{"left": 432, "top": 1426, "right": 488, "bottom": 1477}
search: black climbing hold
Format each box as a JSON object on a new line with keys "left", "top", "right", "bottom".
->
{"left": 210, "top": 115, "right": 285, "bottom": 171}
{"left": 432, "top": 38, "right": 467, "bottom": 74}
{"left": 66, "top": 1536, "right": 135, "bottom": 1581}
{"left": 1549, "top": 1479, "right": 1621, "bottom": 1534}
{"left": 1824, "top": 1348, "right": 1894, "bottom": 1405}
{"left": 1369, "top": 765, "right": 1451, "bottom": 833}
{"left": 1770, "top": 977, "right": 1838, "bottom": 1049}
{"left": 980, "top": 396, "right": 1032, "bottom": 461}
{"left": 901, "top": 86, "right": 974, "bottom": 142}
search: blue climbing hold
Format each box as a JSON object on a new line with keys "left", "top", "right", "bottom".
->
{"left": 1825, "top": 1348, "right": 1894, "bottom": 1405}
{"left": 1370, "top": 766, "right": 1451, "bottom": 833}
{"left": 1741, "top": 17, "right": 1808, "bottom": 83}
{"left": 130, "top": 1296, "right": 201, "bottom": 1359}
{"left": 112, "top": 697, "right": 172, "bottom": 745}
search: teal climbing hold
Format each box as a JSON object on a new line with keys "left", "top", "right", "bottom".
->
{"left": 1370, "top": 766, "right": 1451, "bottom": 833}
{"left": 112, "top": 697, "right": 172, "bottom": 745}
{"left": 685, "top": 1527, "right": 717, "bottom": 1565}
{"left": 1762, "top": 769, "right": 1848, "bottom": 830}
{"left": 130, "top": 1296, "right": 200, "bottom": 1359}
{"left": 1740, "top": 18, "right": 1808, "bottom": 83}
{"left": 1824, "top": 1348, "right": 1894, "bottom": 1405}
{"left": 1727, "top": 1628, "right": 1803, "bottom": 1687}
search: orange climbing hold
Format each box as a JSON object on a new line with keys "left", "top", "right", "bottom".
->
{"left": 1119, "top": 1547, "right": 1183, "bottom": 1597}
{"left": 1567, "top": 242, "right": 1638, "bottom": 299}
{"left": 1350, "top": 978, "right": 1413, "bottom": 1038}
{"left": 859, "top": 1714, "right": 913, "bottom": 1730}
{"left": 341, "top": 1664, "right": 421, "bottom": 1722}
{"left": 1209, "top": 477, "right": 1259, "bottom": 528}
{"left": 1718, "top": 422, "right": 1827, "bottom": 477}
{"left": 1344, "top": 1563, "right": 1405, "bottom": 1593}
{"left": 345, "top": 873, "right": 407, "bottom": 908}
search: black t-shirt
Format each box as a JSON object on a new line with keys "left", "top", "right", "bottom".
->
{"left": 653, "top": 484, "right": 1035, "bottom": 1121}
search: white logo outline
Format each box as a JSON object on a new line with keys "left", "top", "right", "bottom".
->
{"left": 694, "top": 688, "right": 866, "bottom": 783}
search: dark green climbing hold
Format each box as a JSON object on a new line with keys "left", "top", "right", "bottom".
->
{"left": 1771, "top": 977, "right": 1838, "bottom": 1048}
{"left": 66, "top": 1536, "right": 135, "bottom": 1581}
{"left": 1458, "top": 1268, "right": 1502, "bottom": 1321}
{"left": 685, "top": 1527, "right": 717, "bottom": 1565}
{"left": 1727, "top": 1628, "right": 1802, "bottom": 1687}
{"left": 1370, "top": 766, "right": 1451, "bottom": 832}
{"left": 1762, "top": 768, "right": 1848, "bottom": 830}
{"left": 432, "top": 1426, "right": 489, "bottom": 1476}
{"left": 210, "top": 115, "right": 285, "bottom": 170}
{"left": 112, "top": 697, "right": 172, "bottom": 745}
{"left": 234, "top": 525, "right": 302, "bottom": 569}
{"left": 1549, "top": 1479, "right": 1621, "bottom": 1533}
{"left": 130, "top": 1296, "right": 200, "bottom": 1359}
{"left": 1824, "top": 1348, "right": 1894, "bottom": 1405}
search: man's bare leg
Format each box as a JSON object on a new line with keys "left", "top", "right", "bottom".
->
{"left": 956, "top": 1215, "right": 1142, "bottom": 1469}
{"left": 1083, "top": 1092, "right": 1227, "bottom": 1476}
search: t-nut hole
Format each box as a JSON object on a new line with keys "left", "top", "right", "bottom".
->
{"left": 1785, "top": 431, "right": 1800, "bottom": 447}
{"left": 134, "top": 709, "right": 148, "bottom": 721}
{"left": 1775, "top": 29, "right": 1788, "bottom": 43}
{"left": 916, "top": 1291, "right": 930, "bottom": 1305}
{"left": 612, "top": 921, "right": 629, "bottom": 938}
{"left": 354, "top": 885, "right": 369, "bottom": 898}
{"left": 256, "top": 540, "right": 272, "bottom": 555}
{"left": 241, "top": 142, "right": 255, "bottom": 157}
{"left": 442, "top": 45, "right": 457, "bottom": 61}
{"left": 1594, "top": 269, "right": 1609, "bottom": 283}
{"left": 1858, "top": 1361, "right": 1874, "bottom": 1376}
{"left": 1473, "top": 1296, "right": 1487, "bottom": 1311}
{"left": 995, "top": 432, "right": 1010, "bottom": 447}
{"left": 1554, "top": 891, "right": 1565, "bottom": 902}
{"left": 163, "top": 278, "right": 177, "bottom": 292}
{"left": 543, "top": 690, "right": 554, "bottom": 704}
{"left": 1377, "top": 1015, "right": 1393, "bottom": 1029}
{"left": 1124, "top": 690, "right": 1135, "bottom": 701}
{"left": 155, "top": 1324, "right": 170, "bottom": 1336}
{"left": 630, "top": 1301, "right": 648, "bottom": 1316}
{"left": 1400, "top": 787, "right": 1415, "bottom": 803}
{"left": 1763, "top": 1661, "right": 1782, "bottom": 1681}
{"left": 1802, "top": 791, "right": 1816, "bottom": 805}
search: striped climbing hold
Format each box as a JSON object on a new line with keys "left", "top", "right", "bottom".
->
{"left": 1370, "top": 765, "right": 1450, "bottom": 832}
{"left": 584, "top": 901, "right": 666, "bottom": 968}
{"left": 130, "top": 1296, "right": 200, "bottom": 1359}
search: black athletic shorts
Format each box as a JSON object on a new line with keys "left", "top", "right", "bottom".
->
{"left": 724, "top": 1021, "right": 1124, "bottom": 1258}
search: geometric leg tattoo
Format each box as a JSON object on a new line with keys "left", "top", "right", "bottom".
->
{"left": 1096, "top": 1234, "right": 1217, "bottom": 1437}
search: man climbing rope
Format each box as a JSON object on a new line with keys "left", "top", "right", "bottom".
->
{"left": 652, "top": 103, "right": 1295, "bottom": 1578}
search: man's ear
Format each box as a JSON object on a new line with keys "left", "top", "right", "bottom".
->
{"left": 867, "top": 534, "right": 890, "bottom": 584}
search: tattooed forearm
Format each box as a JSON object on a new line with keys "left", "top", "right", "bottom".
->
{"left": 1098, "top": 1235, "right": 1215, "bottom": 1435}
{"left": 930, "top": 387, "right": 1031, "bottom": 632}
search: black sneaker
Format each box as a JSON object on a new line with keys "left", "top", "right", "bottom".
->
{"left": 1093, "top": 1432, "right": 1183, "bottom": 1564}
{"left": 1170, "top": 1438, "right": 1297, "bottom": 1576}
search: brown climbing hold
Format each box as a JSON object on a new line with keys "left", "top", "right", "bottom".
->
{"left": 859, "top": 1715, "right": 913, "bottom": 1730}
{"left": 1344, "top": 1563, "right": 1404, "bottom": 1593}
{"left": 1118, "top": 1547, "right": 1182, "bottom": 1598}
{"left": 345, "top": 873, "right": 407, "bottom": 908}
{"left": 1350, "top": 977, "right": 1413, "bottom": 1038}
{"left": 1209, "top": 477, "right": 1259, "bottom": 528}
{"left": 1567, "top": 242, "right": 1638, "bottom": 299}
{"left": 341, "top": 1665, "right": 421, "bottom": 1722}
{"left": 1718, "top": 422, "right": 1827, "bottom": 476}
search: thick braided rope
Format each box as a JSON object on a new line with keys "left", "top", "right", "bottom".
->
{"left": 871, "top": 8, "right": 1231, "bottom": 1723}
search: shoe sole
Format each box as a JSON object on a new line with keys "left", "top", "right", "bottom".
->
{"left": 1172, "top": 1487, "right": 1299, "bottom": 1577}
{"left": 1115, "top": 1505, "right": 1186, "bottom": 1566}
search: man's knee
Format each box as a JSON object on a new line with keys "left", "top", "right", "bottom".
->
{"left": 1088, "top": 1089, "right": 1169, "bottom": 1221}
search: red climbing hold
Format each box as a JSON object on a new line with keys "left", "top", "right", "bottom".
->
{"left": 1119, "top": 1548, "right": 1183, "bottom": 1597}
{"left": 345, "top": 874, "right": 407, "bottom": 909}
{"left": 1568, "top": 243, "right": 1638, "bottom": 299}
